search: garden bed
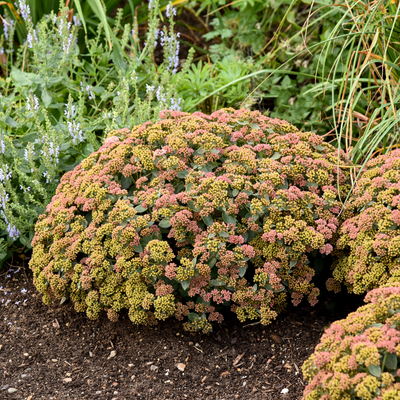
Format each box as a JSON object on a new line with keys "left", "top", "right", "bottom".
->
{"left": 0, "top": 256, "right": 362, "bottom": 400}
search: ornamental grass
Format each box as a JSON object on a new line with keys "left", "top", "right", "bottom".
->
{"left": 303, "top": 284, "right": 400, "bottom": 400}
{"left": 29, "top": 108, "right": 350, "bottom": 332}
{"left": 329, "top": 149, "right": 400, "bottom": 295}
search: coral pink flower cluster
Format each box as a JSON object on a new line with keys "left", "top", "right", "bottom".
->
{"left": 303, "top": 284, "right": 400, "bottom": 400}
{"left": 330, "top": 149, "right": 400, "bottom": 295}
{"left": 29, "top": 108, "right": 350, "bottom": 332}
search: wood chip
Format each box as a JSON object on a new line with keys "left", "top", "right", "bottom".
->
{"left": 233, "top": 352, "right": 245, "bottom": 367}
{"left": 270, "top": 334, "right": 282, "bottom": 344}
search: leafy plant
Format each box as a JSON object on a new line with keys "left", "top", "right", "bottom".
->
{"left": 178, "top": 55, "right": 259, "bottom": 113}
{"left": 29, "top": 108, "right": 351, "bottom": 332}
{"left": 303, "top": 283, "right": 400, "bottom": 400}
{"left": 0, "top": 0, "right": 193, "bottom": 268}
{"left": 329, "top": 149, "right": 400, "bottom": 295}
{"left": 177, "top": 0, "right": 347, "bottom": 135}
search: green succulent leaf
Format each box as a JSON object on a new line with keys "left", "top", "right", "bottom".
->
{"left": 210, "top": 279, "right": 225, "bottom": 287}
{"left": 368, "top": 365, "right": 381, "bottom": 378}
{"left": 209, "top": 257, "right": 217, "bottom": 268}
{"left": 135, "top": 205, "right": 147, "bottom": 213}
{"left": 121, "top": 177, "right": 132, "bottom": 189}
{"left": 188, "top": 312, "right": 198, "bottom": 322}
{"left": 133, "top": 244, "right": 143, "bottom": 253}
{"left": 222, "top": 212, "right": 236, "bottom": 225}
{"left": 202, "top": 216, "right": 213, "bottom": 226}
{"left": 188, "top": 201, "right": 200, "bottom": 212}
{"left": 158, "top": 219, "right": 171, "bottom": 228}
{"left": 384, "top": 353, "right": 398, "bottom": 371}
{"left": 181, "top": 279, "right": 190, "bottom": 291}
{"left": 177, "top": 170, "right": 189, "bottom": 178}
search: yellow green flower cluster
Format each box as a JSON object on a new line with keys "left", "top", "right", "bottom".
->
{"left": 303, "top": 284, "right": 400, "bottom": 400}
{"left": 331, "top": 149, "right": 400, "bottom": 295}
{"left": 29, "top": 108, "right": 350, "bottom": 332}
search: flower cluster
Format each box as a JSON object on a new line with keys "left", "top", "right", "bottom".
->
{"left": 29, "top": 108, "right": 350, "bottom": 332}
{"left": 303, "top": 284, "right": 400, "bottom": 400}
{"left": 330, "top": 149, "right": 400, "bottom": 295}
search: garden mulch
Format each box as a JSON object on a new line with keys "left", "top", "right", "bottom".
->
{"left": 0, "top": 256, "right": 361, "bottom": 400}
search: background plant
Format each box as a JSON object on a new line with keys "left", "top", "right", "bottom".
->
{"left": 0, "top": 0, "right": 194, "bottom": 268}
{"left": 177, "top": 0, "right": 346, "bottom": 134}
{"left": 306, "top": 0, "right": 400, "bottom": 165}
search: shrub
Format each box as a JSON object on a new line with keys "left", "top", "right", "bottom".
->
{"left": 329, "top": 149, "right": 400, "bottom": 295}
{"left": 29, "top": 108, "right": 350, "bottom": 332}
{"left": 303, "top": 284, "right": 400, "bottom": 400}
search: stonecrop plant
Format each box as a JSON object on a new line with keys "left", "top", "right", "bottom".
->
{"left": 0, "top": 0, "right": 193, "bottom": 267}
{"left": 329, "top": 149, "right": 400, "bottom": 295}
{"left": 303, "top": 284, "right": 400, "bottom": 400}
{"left": 29, "top": 108, "right": 351, "bottom": 332}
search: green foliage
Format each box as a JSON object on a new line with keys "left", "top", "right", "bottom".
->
{"left": 29, "top": 108, "right": 351, "bottom": 332}
{"left": 180, "top": 0, "right": 345, "bottom": 134}
{"left": 178, "top": 56, "right": 259, "bottom": 113}
{"left": 0, "top": 0, "right": 193, "bottom": 268}
{"left": 307, "top": 0, "right": 400, "bottom": 163}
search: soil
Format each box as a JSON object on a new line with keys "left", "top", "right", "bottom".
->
{"left": 0, "top": 256, "right": 362, "bottom": 400}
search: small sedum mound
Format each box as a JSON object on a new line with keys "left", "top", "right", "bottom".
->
{"left": 330, "top": 149, "right": 400, "bottom": 295}
{"left": 29, "top": 108, "right": 350, "bottom": 332}
{"left": 303, "top": 284, "right": 400, "bottom": 400}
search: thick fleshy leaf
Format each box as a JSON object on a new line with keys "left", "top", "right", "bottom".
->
{"left": 368, "top": 365, "right": 381, "bottom": 378}
{"left": 384, "top": 353, "right": 398, "bottom": 371}
{"left": 222, "top": 212, "right": 236, "bottom": 225}
{"left": 202, "top": 216, "right": 213, "bottom": 226}
{"left": 181, "top": 280, "right": 190, "bottom": 291}
{"left": 159, "top": 219, "right": 171, "bottom": 228}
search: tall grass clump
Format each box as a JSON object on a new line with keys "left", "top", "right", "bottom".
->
{"left": 307, "top": 0, "right": 400, "bottom": 165}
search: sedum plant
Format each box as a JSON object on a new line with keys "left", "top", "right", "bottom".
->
{"left": 29, "top": 108, "right": 350, "bottom": 332}
{"left": 0, "top": 0, "right": 193, "bottom": 267}
{"left": 303, "top": 284, "right": 400, "bottom": 400}
{"left": 329, "top": 149, "right": 400, "bottom": 295}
